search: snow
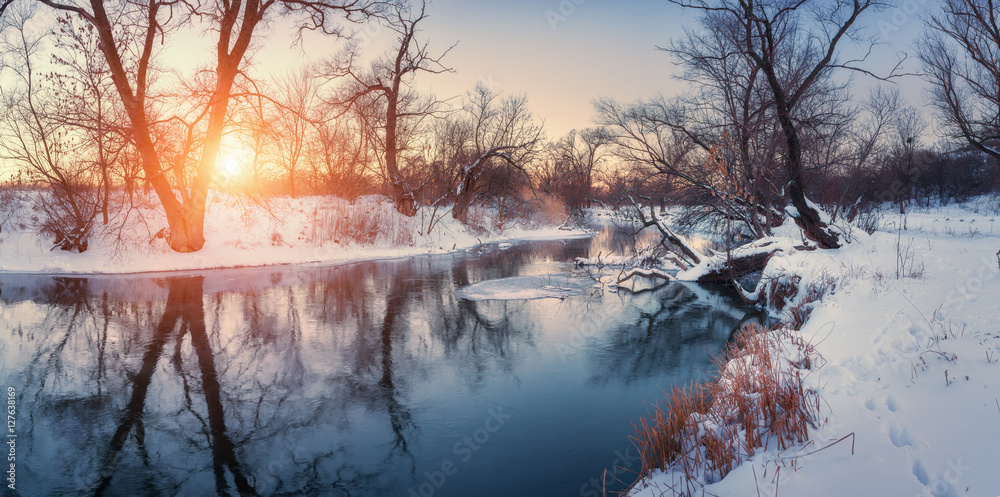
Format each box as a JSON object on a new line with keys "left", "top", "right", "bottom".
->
{"left": 0, "top": 190, "right": 592, "bottom": 274}
{"left": 676, "top": 235, "right": 799, "bottom": 282}
{"left": 630, "top": 197, "right": 1000, "bottom": 497}
{"left": 456, "top": 274, "right": 593, "bottom": 301}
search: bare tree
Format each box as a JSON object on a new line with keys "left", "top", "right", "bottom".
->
{"left": 828, "top": 85, "right": 902, "bottom": 217}
{"left": 323, "top": 0, "right": 453, "bottom": 216}
{"left": 419, "top": 112, "right": 475, "bottom": 205}
{"left": 0, "top": 4, "right": 100, "bottom": 251}
{"left": 271, "top": 68, "right": 320, "bottom": 196}
{"left": 887, "top": 105, "right": 926, "bottom": 213}
{"left": 548, "top": 127, "right": 611, "bottom": 211}
{"left": 33, "top": 0, "right": 390, "bottom": 252}
{"left": 48, "top": 13, "right": 128, "bottom": 226}
{"left": 597, "top": 3, "right": 856, "bottom": 241}
{"left": 451, "top": 83, "right": 544, "bottom": 224}
{"left": 659, "top": 11, "right": 786, "bottom": 236}
{"left": 919, "top": 0, "right": 1000, "bottom": 167}
{"left": 310, "top": 102, "right": 378, "bottom": 201}
{"left": 669, "top": 0, "right": 897, "bottom": 249}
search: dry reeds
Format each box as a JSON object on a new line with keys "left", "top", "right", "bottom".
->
{"left": 629, "top": 324, "right": 822, "bottom": 496}
{"left": 308, "top": 197, "right": 415, "bottom": 247}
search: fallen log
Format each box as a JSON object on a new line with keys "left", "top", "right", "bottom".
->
{"left": 694, "top": 250, "right": 776, "bottom": 284}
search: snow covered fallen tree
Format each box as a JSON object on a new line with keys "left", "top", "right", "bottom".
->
{"left": 623, "top": 201, "right": 837, "bottom": 305}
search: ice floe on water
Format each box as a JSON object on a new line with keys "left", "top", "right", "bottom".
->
{"left": 456, "top": 274, "right": 593, "bottom": 301}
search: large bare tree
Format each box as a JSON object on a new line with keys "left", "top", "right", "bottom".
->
{"left": 668, "top": 0, "right": 896, "bottom": 249}
{"left": 918, "top": 0, "right": 1000, "bottom": 167}
{"left": 271, "top": 68, "right": 320, "bottom": 196}
{"left": 323, "top": 0, "right": 452, "bottom": 216}
{"left": 32, "top": 0, "right": 390, "bottom": 252}
{"left": 0, "top": 4, "right": 101, "bottom": 251}
{"left": 547, "top": 128, "right": 611, "bottom": 211}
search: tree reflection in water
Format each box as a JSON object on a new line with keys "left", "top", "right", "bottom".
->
{"left": 0, "top": 232, "right": 760, "bottom": 497}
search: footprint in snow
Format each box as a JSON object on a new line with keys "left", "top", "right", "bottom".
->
{"left": 889, "top": 424, "right": 913, "bottom": 448}
{"left": 912, "top": 459, "right": 930, "bottom": 485}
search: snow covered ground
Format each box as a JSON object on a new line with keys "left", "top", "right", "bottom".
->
{"left": 0, "top": 190, "right": 589, "bottom": 274}
{"left": 630, "top": 198, "right": 1000, "bottom": 496}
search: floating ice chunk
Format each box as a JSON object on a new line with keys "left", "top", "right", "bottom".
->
{"left": 456, "top": 274, "right": 590, "bottom": 301}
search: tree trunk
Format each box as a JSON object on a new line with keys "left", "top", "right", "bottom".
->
{"left": 163, "top": 203, "right": 206, "bottom": 253}
{"left": 775, "top": 105, "right": 841, "bottom": 249}
{"left": 451, "top": 162, "right": 479, "bottom": 223}
{"left": 385, "top": 88, "right": 416, "bottom": 217}
{"left": 788, "top": 181, "right": 840, "bottom": 249}
{"left": 694, "top": 250, "right": 775, "bottom": 284}
{"left": 452, "top": 185, "right": 473, "bottom": 223}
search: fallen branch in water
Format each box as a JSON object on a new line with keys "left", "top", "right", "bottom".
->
{"left": 616, "top": 267, "right": 674, "bottom": 284}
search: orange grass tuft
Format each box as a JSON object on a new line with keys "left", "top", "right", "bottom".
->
{"left": 629, "top": 323, "right": 822, "bottom": 496}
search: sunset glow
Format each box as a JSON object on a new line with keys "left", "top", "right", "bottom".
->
{"left": 3, "top": 0, "right": 1000, "bottom": 496}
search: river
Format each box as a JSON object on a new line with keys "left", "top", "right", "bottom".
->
{"left": 0, "top": 224, "right": 762, "bottom": 497}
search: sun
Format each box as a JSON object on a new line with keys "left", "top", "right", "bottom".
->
{"left": 220, "top": 153, "right": 244, "bottom": 178}
{"left": 217, "top": 144, "right": 250, "bottom": 182}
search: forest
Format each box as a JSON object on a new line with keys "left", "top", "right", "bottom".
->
{"left": 1, "top": 0, "right": 997, "bottom": 259}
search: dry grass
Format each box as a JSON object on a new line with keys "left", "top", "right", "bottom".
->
{"left": 630, "top": 324, "right": 822, "bottom": 496}
{"left": 307, "top": 197, "right": 415, "bottom": 247}
{"left": 764, "top": 275, "right": 800, "bottom": 312}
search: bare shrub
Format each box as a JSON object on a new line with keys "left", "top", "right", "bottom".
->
{"left": 784, "top": 274, "right": 836, "bottom": 330}
{"left": 852, "top": 204, "right": 883, "bottom": 234}
{"left": 35, "top": 188, "right": 98, "bottom": 252}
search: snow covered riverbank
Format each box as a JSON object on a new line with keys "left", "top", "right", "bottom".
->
{"left": 0, "top": 191, "right": 590, "bottom": 274}
{"left": 630, "top": 199, "right": 1000, "bottom": 496}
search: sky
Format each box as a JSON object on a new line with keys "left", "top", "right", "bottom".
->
{"left": 2, "top": 0, "right": 935, "bottom": 142}
{"left": 234, "top": 0, "right": 692, "bottom": 139}
{"left": 238, "top": 0, "right": 933, "bottom": 140}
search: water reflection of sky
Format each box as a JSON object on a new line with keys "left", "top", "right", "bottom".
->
{"left": 0, "top": 226, "right": 762, "bottom": 497}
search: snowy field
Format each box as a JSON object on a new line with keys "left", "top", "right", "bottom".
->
{"left": 630, "top": 197, "right": 1000, "bottom": 496}
{"left": 0, "top": 191, "right": 589, "bottom": 274}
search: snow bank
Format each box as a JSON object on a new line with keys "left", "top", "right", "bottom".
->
{"left": 0, "top": 190, "right": 591, "bottom": 274}
{"left": 629, "top": 197, "right": 1000, "bottom": 496}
